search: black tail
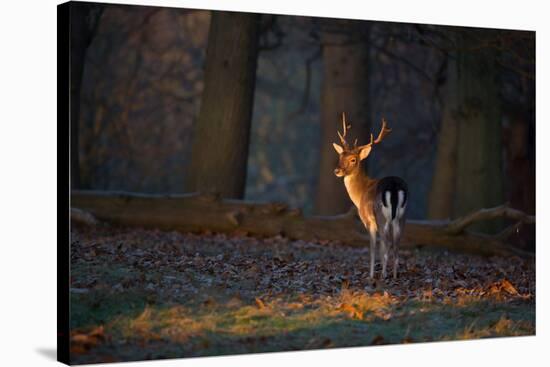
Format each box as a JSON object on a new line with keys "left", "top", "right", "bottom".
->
{"left": 377, "top": 176, "right": 408, "bottom": 219}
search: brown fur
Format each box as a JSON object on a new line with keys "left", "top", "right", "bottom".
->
{"left": 344, "top": 171, "right": 379, "bottom": 231}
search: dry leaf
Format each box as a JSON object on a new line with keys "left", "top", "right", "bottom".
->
{"left": 255, "top": 297, "right": 266, "bottom": 309}
{"left": 501, "top": 279, "right": 519, "bottom": 295}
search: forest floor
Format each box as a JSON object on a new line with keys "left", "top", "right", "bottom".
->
{"left": 69, "top": 225, "right": 535, "bottom": 364}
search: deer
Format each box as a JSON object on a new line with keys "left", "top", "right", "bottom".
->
{"left": 332, "top": 113, "right": 408, "bottom": 279}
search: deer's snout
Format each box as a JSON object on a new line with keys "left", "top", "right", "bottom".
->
{"left": 334, "top": 168, "right": 344, "bottom": 177}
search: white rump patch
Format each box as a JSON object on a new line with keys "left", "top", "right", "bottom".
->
{"left": 392, "top": 190, "right": 406, "bottom": 242}
{"left": 398, "top": 190, "right": 405, "bottom": 207}
{"left": 381, "top": 191, "right": 392, "bottom": 222}
{"left": 395, "top": 190, "right": 406, "bottom": 219}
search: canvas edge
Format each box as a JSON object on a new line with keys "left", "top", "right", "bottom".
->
{"left": 58, "top": 1, "right": 71, "bottom": 365}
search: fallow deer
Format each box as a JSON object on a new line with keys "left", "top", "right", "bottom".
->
{"left": 332, "top": 113, "right": 408, "bottom": 279}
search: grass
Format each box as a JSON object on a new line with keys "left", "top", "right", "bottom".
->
{"left": 70, "top": 287, "right": 535, "bottom": 364}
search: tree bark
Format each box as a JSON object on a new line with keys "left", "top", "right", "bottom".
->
{"left": 72, "top": 190, "right": 533, "bottom": 258}
{"left": 428, "top": 31, "right": 504, "bottom": 233}
{"left": 69, "top": 3, "right": 103, "bottom": 189}
{"left": 70, "top": 5, "right": 87, "bottom": 189}
{"left": 315, "top": 20, "right": 371, "bottom": 215}
{"left": 454, "top": 32, "right": 503, "bottom": 233}
{"left": 502, "top": 105, "right": 535, "bottom": 250}
{"left": 185, "top": 11, "right": 260, "bottom": 199}
{"left": 428, "top": 57, "right": 458, "bottom": 220}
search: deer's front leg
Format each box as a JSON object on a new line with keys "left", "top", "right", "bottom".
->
{"left": 368, "top": 226, "right": 377, "bottom": 279}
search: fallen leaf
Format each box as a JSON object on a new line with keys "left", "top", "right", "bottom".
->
{"left": 501, "top": 279, "right": 519, "bottom": 295}
{"left": 255, "top": 297, "right": 266, "bottom": 309}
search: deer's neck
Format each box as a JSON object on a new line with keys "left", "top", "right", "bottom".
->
{"left": 344, "top": 171, "right": 374, "bottom": 210}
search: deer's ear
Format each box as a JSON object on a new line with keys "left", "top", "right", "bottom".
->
{"left": 332, "top": 143, "right": 344, "bottom": 154}
{"left": 359, "top": 145, "right": 372, "bottom": 160}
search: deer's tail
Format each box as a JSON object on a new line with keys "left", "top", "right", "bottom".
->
{"left": 378, "top": 176, "right": 408, "bottom": 221}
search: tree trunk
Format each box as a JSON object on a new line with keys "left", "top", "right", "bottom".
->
{"left": 71, "top": 190, "right": 534, "bottom": 258}
{"left": 185, "top": 11, "right": 260, "bottom": 199}
{"left": 454, "top": 33, "right": 503, "bottom": 233}
{"left": 502, "top": 105, "right": 535, "bottom": 250}
{"left": 428, "top": 32, "right": 504, "bottom": 233}
{"left": 315, "top": 21, "right": 371, "bottom": 215}
{"left": 69, "top": 5, "right": 87, "bottom": 189}
{"left": 428, "top": 56, "right": 459, "bottom": 220}
{"left": 69, "top": 3, "right": 103, "bottom": 189}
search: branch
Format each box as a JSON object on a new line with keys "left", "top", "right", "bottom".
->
{"left": 495, "top": 221, "right": 524, "bottom": 240}
{"left": 286, "top": 47, "right": 321, "bottom": 119}
{"left": 444, "top": 204, "right": 535, "bottom": 235}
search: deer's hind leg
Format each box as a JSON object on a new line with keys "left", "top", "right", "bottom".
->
{"left": 392, "top": 246, "right": 399, "bottom": 279}
{"left": 379, "top": 239, "right": 388, "bottom": 279}
{"left": 368, "top": 225, "right": 377, "bottom": 279}
{"left": 379, "top": 221, "right": 391, "bottom": 279}
{"left": 392, "top": 217, "right": 405, "bottom": 279}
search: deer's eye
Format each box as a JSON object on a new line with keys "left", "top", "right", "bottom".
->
{"left": 350, "top": 158, "right": 357, "bottom": 164}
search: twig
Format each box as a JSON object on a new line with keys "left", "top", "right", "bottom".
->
{"left": 286, "top": 47, "right": 321, "bottom": 119}
{"left": 495, "top": 221, "right": 524, "bottom": 240}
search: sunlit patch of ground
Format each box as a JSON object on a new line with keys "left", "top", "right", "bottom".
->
{"left": 69, "top": 226, "right": 535, "bottom": 364}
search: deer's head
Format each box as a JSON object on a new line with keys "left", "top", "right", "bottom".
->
{"left": 332, "top": 113, "right": 392, "bottom": 178}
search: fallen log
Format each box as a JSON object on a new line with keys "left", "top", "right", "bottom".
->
{"left": 70, "top": 207, "right": 99, "bottom": 227}
{"left": 71, "top": 190, "right": 534, "bottom": 258}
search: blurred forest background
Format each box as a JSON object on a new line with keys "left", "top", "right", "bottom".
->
{"left": 70, "top": 2, "right": 535, "bottom": 248}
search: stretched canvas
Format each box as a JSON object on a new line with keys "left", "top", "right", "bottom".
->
{"left": 58, "top": 1, "right": 536, "bottom": 364}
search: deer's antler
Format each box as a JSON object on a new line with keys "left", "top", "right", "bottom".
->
{"left": 337, "top": 112, "right": 352, "bottom": 149}
{"left": 365, "top": 118, "right": 392, "bottom": 148}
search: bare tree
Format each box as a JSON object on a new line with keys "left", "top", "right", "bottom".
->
{"left": 70, "top": 2, "right": 103, "bottom": 189}
{"left": 185, "top": 11, "right": 260, "bottom": 198}
{"left": 428, "top": 51, "right": 458, "bottom": 220}
{"left": 428, "top": 30, "right": 504, "bottom": 232}
{"left": 454, "top": 36, "right": 503, "bottom": 233}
